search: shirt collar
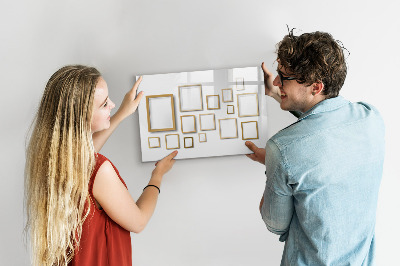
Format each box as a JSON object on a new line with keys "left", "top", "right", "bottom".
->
{"left": 298, "top": 95, "right": 350, "bottom": 121}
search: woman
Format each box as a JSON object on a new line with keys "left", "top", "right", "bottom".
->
{"left": 25, "top": 65, "right": 177, "bottom": 265}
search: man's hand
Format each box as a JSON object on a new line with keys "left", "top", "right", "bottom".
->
{"left": 262, "top": 62, "right": 281, "bottom": 103}
{"left": 245, "top": 141, "right": 266, "bottom": 165}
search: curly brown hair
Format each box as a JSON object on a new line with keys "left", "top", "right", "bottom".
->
{"left": 277, "top": 30, "right": 348, "bottom": 98}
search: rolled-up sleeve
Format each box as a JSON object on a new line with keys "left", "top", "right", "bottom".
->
{"left": 260, "top": 139, "right": 294, "bottom": 241}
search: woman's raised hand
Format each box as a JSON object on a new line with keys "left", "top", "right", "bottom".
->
{"left": 116, "top": 76, "right": 144, "bottom": 119}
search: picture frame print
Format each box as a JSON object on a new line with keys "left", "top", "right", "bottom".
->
{"left": 237, "top": 93, "right": 259, "bottom": 117}
{"left": 148, "top": 137, "right": 161, "bottom": 148}
{"left": 222, "top": 88, "right": 234, "bottom": 102}
{"left": 165, "top": 134, "right": 180, "bottom": 149}
{"left": 199, "top": 113, "right": 216, "bottom": 131}
{"left": 198, "top": 133, "right": 207, "bottom": 142}
{"left": 180, "top": 115, "right": 196, "bottom": 133}
{"left": 184, "top": 137, "right": 194, "bottom": 148}
{"left": 178, "top": 84, "right": 203, "bottom": 112}
{"left": 235, "top": 77, "right": 245, "bottom": 91}
{"left": 219, "top": 118, "right": 238, "bottom": 139}
{"left": 241, "top": 121, "right": 259, "bottom": 140}
{"left": 206, "top": 95, "right": 220, "bottom": 110}
{"left": 146, "top": 94, "right": 177, "bottom": 132}
{"left": 227, "top": 105, "right": 235, "bottom": 114}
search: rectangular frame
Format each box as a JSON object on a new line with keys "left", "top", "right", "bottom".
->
{"left": 165, "top": 134, "right": 180, "bottom": 150}
{"left": 237, "top": 93, "right": 259, "bottom": 117}
{"left": 219, "top": 118, "right": 238, "bottom": 139}
{"left": 198, "top": 133, "right": 207, "bottom": 142}
{"left": 227, "top": 105, "right": 235, "bottom": 114}
{"left": 235, "top": 77, "right": 245, "bottom": 90}
{"left": 222, "top": 88, "right": 234, "bottom": 102}
{"left": 178, "top": 84, "right": 203, "bottom": 112}
{"left": 241, "top": 121, "right": 259, "bottom": 140}
{"left": 206, "top": 95, "right": 220, "bottom": 110}
{"left": 180, "top": 115, "right": 196, "bottom": 133}
{"left": 199, "top": 113, "right": 216, "bottom": 131}
{"left": 146, "top": 94, "right": 176, "bottom": 132}
{"left": 184, "top": 137, "right": 194, "bottom": 148}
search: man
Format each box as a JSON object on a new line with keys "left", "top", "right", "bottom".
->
{"left": 246, "top": 31, "right": 385, "bottom": 265}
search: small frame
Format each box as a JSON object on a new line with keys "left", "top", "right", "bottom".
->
{"left": 198, "top": 133, "right": 207, "bottom": 143}
{"left": 178, "top": 84, "right": 203, "bottom": 112}
{"left": 180, "top": 115, "right": 196, "bottom": 133}
{"left": 237, "top": 93, "right": 259, "bottom": 117}
{"left": 221, "top": 88, "right": 234, "bottom": 102}
{"left": 146, "top": 94, "right": 176, "bottom": 132}
{"left": 184, "top": 137, "right": 194, "bottom": 148}
{"left": 219, "top": 118, "right": 238, "bottom": 139}
{"left": 165, "top": 134, "right": 180, "bottom": 149}
{"left": 235, "top": 77, "right": 245, "bottom": 90}
{"left": 206, "top": 95, "right": 220, "bottom": 110}
{"left": 227, "top": 105, "right": 235, "bottom": 114}
{"left": 241, "top": 121, "right": 259, "bottom": 140}
{"left": 148, "top": 137, "right": 161, "bottom": 148}
{"left": 199, "top": 114, "right": 216, "bottom": 131}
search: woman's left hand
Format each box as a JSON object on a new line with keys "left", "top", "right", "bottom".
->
{"left": 116, "top": 76, "right": 144, "bottom": 119}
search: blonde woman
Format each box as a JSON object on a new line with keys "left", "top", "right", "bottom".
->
{"left": 25, "top": 65, "right": 177, "bottom": 266}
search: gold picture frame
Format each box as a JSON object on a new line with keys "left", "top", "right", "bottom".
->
{"left": 178, "top": 84, "right": 203, "bottom": 112}
{"left": 237, "top": 93, "right": 259, "bottom": 117}
{"left": 198, "top": 133, "right": 207, "bottom": 143}
{"left": 221, "top": 88, "right": 234, "bottom": 102}
{"left": 199, "top": 113, "right": 216, "bottom": 131}
{"left": 206, "top": 95, "right": 220, "bottom": 110}
{"left": 148, "top": 137, "right": 161, "bottom": 148}
{"left": 165, "top": 134, "right": 180, "bottom": 150}
{"left": 184, "top": 137, "right": 194, "bottom": 148}
{"left": 219, "top": 118, "right": 238, "bottom": 139}
{"left": 241, "top": 121, "right": 259, "bottom": 140}
{"left": 227, "top": 105, "right": 235, "bottom": 114}
{"left": 180, "top": 115, "right": 196, "bottom": 133}
{"left": 146, "top": 94, "right": 176, "bottom": 132}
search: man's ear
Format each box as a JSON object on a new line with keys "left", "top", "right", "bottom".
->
{"left": 312, "top": 82, "right": 324, "bottom": 96}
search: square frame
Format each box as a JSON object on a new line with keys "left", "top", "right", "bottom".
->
{"left": 241, "top": 121, "right": 259, "bottom": 140}
{"left": 221, "top": 88, "right": 234, "bottom": 102}
{"left": 206, "top": 95, "right": 220, "bottom": 110}
{"left": 165, "top": 134, "right": 180, "bottom": 150}
{"left": 146, "top": 94, "right": 176, "bottom": 132}
{"left": 219, "top": 118, "right": 238, "bottom": 139}
{"left": 148, "top": 137, "right": 161, "bottom": 148}
{"left": 237, "top": 93, "right": 259, "bottom": 117}
{"left": 180, "top": 115, "right": 196, "bottom": 133}
{"left": 184, "top": 137, "right": 194, "bottom": 148}
{"left": 199, "top": 113, "right": 216, "bottom": 131}
{"left": 178, "top": 84, "right": 203, "bottom": 112}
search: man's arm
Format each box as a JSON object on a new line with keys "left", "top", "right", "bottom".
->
{"left": 93, "top": 77, "right": 143, "bottom": 152}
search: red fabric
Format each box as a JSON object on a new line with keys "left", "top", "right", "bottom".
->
{"left": 69, "top": 153, "right": 132, "bottom": 266}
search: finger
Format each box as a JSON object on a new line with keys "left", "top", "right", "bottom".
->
{"left": 166, "top": 150, "right": 178, "bottom": 160}
{"left": 131, "top": 76, "right": 143, "bottom": 95}
{"left": 245, "top": 141, "right": 258, "bottom": 152}
{"left": 134, "top": 90, "right": 144, "bottom": 103}
{"left": 245, "top": 153, "right": 257, "bottom": 161}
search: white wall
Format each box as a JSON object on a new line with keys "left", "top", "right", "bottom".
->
{"left": 1, "top": 0, "right": 399, "bottom": 265}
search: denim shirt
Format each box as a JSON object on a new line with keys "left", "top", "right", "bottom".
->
{"left": 261, "top": 96, "right": 385, "bottom": 266}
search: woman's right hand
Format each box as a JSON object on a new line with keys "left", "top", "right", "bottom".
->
{"left": 152, "top": 150, "right": 178, "bottom": 178}
{"left": 261, "top": 62, "right": 282, "bottom": 103}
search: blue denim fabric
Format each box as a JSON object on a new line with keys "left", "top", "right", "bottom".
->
{"left": 260, "top": 96, "right": 385, "bottom": 266}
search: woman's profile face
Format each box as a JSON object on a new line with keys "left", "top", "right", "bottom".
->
{"left": 91, "top": 77, "right": 115, "bottom": 133}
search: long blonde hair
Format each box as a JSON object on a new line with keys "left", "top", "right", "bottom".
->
{"left": 25, "top": 65, "right": 101, "bottom": 265}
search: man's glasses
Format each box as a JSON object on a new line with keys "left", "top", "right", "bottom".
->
{"left": 277, "top": 70, "right": 297, "bottom": 86}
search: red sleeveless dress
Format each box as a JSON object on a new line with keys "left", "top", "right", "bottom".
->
{"left": 69, "top": 153, "right": 132, "bottom": 266}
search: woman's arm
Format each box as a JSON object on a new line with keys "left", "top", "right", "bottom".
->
{"left": 92, "top": 77, "right": 144, "bottom": 152}
{"left": 93, "top": 150, "right": 178, "bottom": 233}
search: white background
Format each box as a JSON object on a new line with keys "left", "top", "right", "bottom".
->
{"left": 1, "top": 0, "right": 399, "bottom": 265}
